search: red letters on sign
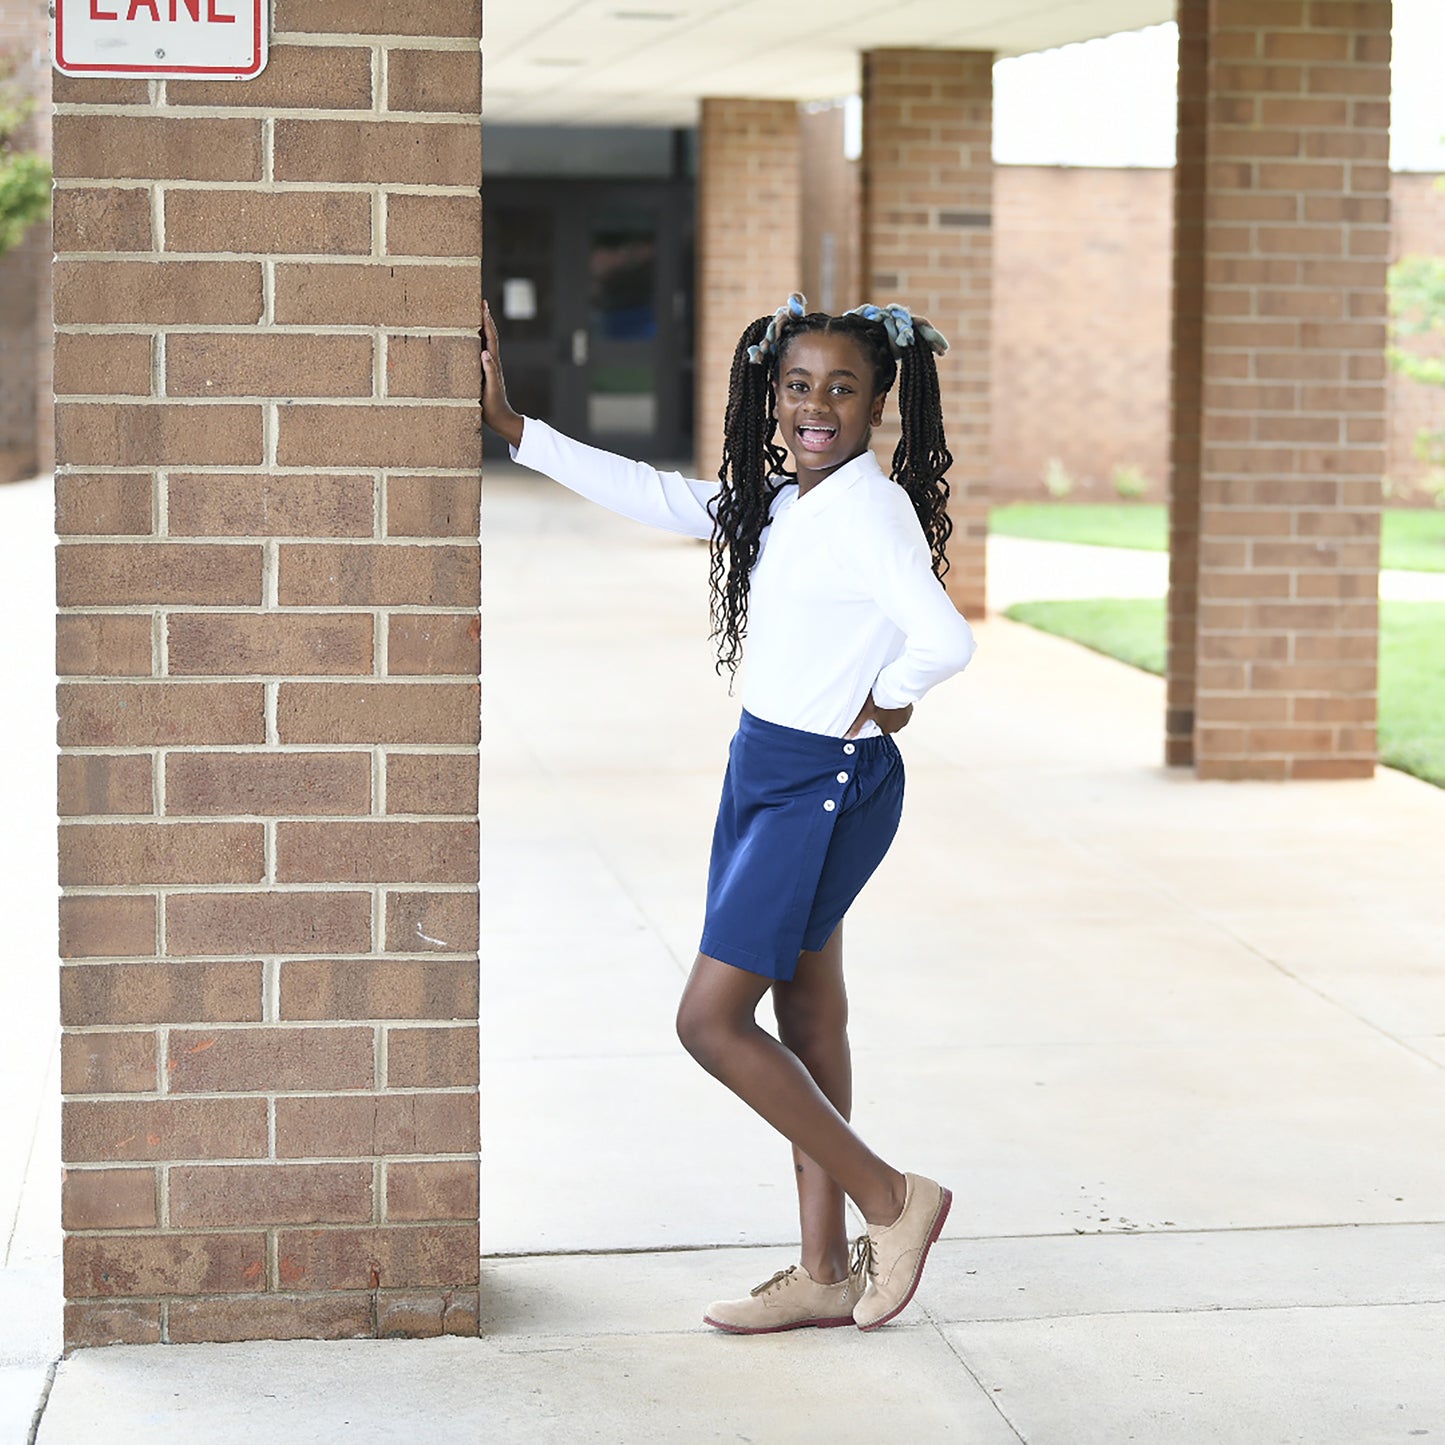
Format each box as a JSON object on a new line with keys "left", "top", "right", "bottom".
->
{"left": 88, "top": 0, "right": 236, "bottom": 20}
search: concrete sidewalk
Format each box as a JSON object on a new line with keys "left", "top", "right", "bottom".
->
{"left": 20, "top": 472, "right": 1445, "bottom": 1442}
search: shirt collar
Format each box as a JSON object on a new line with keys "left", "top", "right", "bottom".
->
{"left": 779, "top": 448, "right": 887, "bottom": 518}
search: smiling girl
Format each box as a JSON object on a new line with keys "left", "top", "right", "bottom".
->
{"left": 481, "top": 292, "right": 976, "bottom": 1334}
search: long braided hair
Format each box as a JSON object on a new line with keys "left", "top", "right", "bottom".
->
{"left": 707, "top": 304, "right": 954, "bottom": 680}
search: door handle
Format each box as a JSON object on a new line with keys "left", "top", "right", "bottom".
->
{"left": 571, "top": 328, "right": 589, "bottom": 366}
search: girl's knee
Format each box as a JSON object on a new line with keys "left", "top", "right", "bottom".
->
{"left": 773, "top": 977, "right": 848, "bottom": 1053}
{"left": 676, "top": 955, "right": 770, "bottom": 1073}
{"left": 675, "top": 994, "right": 725, "bottom": 1072}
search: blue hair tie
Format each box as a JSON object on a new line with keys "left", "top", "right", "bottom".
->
{"left": 746, "top": 294, "right": 948, "bottom": 365}
{"left": 746, "top": 292, "right": 809, "bottom": 366}
{"left": 842, "top": 301, "right": 949, "bottom": 357}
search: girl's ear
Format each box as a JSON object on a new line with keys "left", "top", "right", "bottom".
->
{"left": 870, "top": 392, "right": 886, "bottom": 428}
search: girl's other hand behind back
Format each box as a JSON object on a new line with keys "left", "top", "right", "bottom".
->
{"left": 846, "top": 694, "right": 912, "bottom": 739}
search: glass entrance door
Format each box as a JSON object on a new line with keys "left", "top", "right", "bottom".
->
{"left": 484, "top": 180, "right": 694, "bottom": 461}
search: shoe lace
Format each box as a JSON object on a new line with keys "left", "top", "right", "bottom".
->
{"left": 848, "top": 1233, "right": 875, "bottom": 1292}
{"left": 749, "top": 1266, "right": 798, "bottom": 1298}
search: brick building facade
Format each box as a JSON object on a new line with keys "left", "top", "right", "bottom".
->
{"left": 12, "top": 37, "right": 1445, "bottom": 504}
{"left": 802, "top": 151, "right": 1444, "bottom": 506}
{"left": 992, "top": 165, "right": 1445, "bottom": 503}
{"left": 24, "top": 0, "right": 1419, "bottom": 1351}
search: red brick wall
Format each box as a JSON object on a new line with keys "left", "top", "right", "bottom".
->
{"left": 993, "top": 167, "right": 1174, "bottom": 501}
{"left": 862, "top": 48, "right": 992, "bottom": 618}
{"left": 0, "top": 0, "right": 53, "bottom": 483}
{"left": 695, "top": 98, "right": 802, "bottom": 485}
{"left": 993, "top": 164, "right": 1445, "bottom": 506}
{"left": 54, "top": 2, "right": 482, "bottom": 1348}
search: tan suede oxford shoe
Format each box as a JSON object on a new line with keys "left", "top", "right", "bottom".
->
{"left": 703, "top": 1264, "right": 860, "bottom": 1335}
{"left": 851, "top": 1172, "right": 952, "bottom": 1331}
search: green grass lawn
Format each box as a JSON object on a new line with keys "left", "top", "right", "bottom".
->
{"left": 990, "top": 503, "right": 1445, "bottom": 573}
{"left": 1003, "top": 597, "right": 1445, "bottom": 788}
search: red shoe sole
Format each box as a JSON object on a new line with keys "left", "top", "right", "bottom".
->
{"left": 856, "top": 1185, "right": 953, "bottom": 1333}
{"left": 702, "top": 1313, "right": 855, "bottom": 1336}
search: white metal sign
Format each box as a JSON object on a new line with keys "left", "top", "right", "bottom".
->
{"left": 53, "top": 0, "right": 269, "bottom": 80}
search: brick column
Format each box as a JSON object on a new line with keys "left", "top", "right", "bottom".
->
{"left": 862, "top": 49, "right": 992, "bottom": 619}
{"left": 54, "top": 1, "right": 481, "bottom": 1348}
{"left": 1167, "top": 0, "right": 1390, "bottom": 780}
{"left": 1166, "top": 0, "right": 1209, "bottom": 765}
{"left": 695, "top": 97, "right": 801, "bottom": 482}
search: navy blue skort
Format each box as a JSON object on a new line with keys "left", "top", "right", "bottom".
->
{"left": 699, "top": 709, "right": 905, "bottom": 981}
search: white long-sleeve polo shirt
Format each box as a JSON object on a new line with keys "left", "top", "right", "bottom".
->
{"left": 512, "top": 418, "right": 976, "bottom": 738}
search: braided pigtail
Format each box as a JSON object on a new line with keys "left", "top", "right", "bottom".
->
{"left": 840, "top": 301, "right": 954, "bottom": 584}
{"left": 708, "top": 314, "right": 790, "bottom": 680}
{"left": 891, "top": 340, "right": 954, "bottom": 583}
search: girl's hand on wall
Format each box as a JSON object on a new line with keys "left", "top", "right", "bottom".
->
{"left": 846, "top": 693, "right": 913, "bottom": 739}
{"left": 481, "top": 301, "right": 525, "bottom": 449}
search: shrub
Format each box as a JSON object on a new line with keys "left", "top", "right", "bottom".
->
{"left": 1388, "top": 250, "right": 1445, "bottom": 498}
{"left": 0, "top": 51, "right": 52, "bottom": 259}
{"left": 1111, "top": 463, "right": 1150, "bottom": 501}
{"left": 1043, "top": 456, "right": 1074, "bottom": 500}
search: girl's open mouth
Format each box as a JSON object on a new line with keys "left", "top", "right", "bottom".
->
{"left": 796, "top": 424, "right": 838, "bottom": 453}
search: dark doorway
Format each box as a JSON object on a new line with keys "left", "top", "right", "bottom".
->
{"left": 483, "top": 179, "right": 695, "bottom": 460}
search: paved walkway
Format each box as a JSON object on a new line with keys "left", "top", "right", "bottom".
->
{"left": 11, "top": 471, "right": 1445, "bottom": 1442}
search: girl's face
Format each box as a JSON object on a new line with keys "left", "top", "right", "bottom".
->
{"left": 774, "top": 331, "right": 886, "bottom": 483}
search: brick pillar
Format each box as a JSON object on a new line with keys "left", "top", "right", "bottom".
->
{"left": 695, "top": 97, "right": 801, "bottom": 482}
{"left": 862, "top": 49, "right": 992, "bottom": 619}
{"left": 1167, "top": 0, "right": 1390, "bottom": 780}
{"left": 1166, "top": 0, "right": 1209, "bottom": 765}
{"left": 54, "top": 3, "right": 482, "bottom": 1348}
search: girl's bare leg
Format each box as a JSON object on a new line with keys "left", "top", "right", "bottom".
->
{"left": 772, "top": 927, "right": 853, "bottom": 1283}
{"left": 676, "top": 945, "right": 906, "bottom": 1230}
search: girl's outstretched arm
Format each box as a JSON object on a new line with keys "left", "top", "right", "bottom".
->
{"left": 482, "top": 301, "right": 720, "bottom": 542}
{"left": 511, "top": 421, "right": 720, "bottom": 542}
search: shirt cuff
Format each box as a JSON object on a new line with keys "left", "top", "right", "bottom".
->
{"left": 870, "top": 673, "right": 913, "bottom": 711}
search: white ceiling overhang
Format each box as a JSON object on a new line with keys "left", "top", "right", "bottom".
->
{"left": 483, "top": 0, "right": 1176, "bottom": 126}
